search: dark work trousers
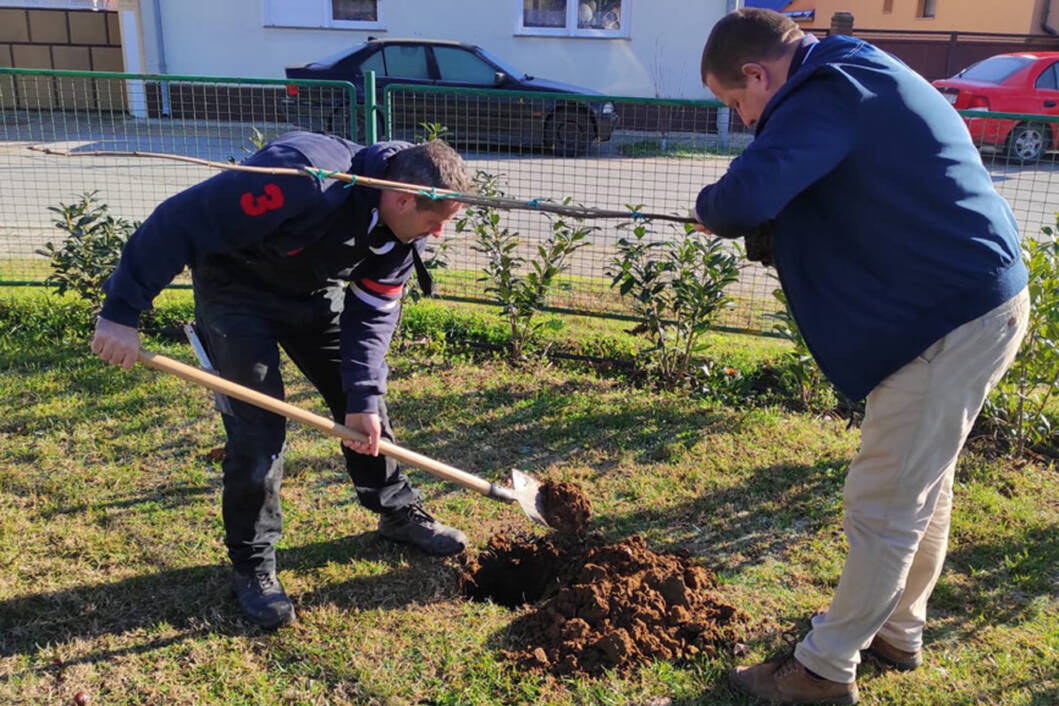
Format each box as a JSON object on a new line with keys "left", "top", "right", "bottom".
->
{"left": 192, "top": 277, "right": 419, "bottom": 574}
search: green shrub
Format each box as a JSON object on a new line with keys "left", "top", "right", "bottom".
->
{"left": 456, "top": 171, "right": 593, "bottom": 363}
{"left": 0, "top": 291, "right": 95, "bottom": 347}
{"left": 982, "top": 227, "right": 1059, "bottom": 456}
{"left": 766, "top": 284, "right": 836, "bottom": 411}
{"left": 35, "top": 191, "right": 138, "bottom": 315}
{"left": 607, "top": 213, "right": 740, "bottom": 388}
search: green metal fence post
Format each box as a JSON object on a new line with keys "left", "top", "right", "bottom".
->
{"left": 364, "top": 70, "right": 377, "bottom": 145}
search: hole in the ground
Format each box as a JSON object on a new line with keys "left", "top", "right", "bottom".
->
{"left": 459, "top": 533, "right": 567, "bottom": 607}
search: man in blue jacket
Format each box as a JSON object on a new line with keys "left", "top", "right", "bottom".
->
{"left": 695, "top": 9, "right": 1028, "bottom": 704}
{"left": 92, "top": 133, "right": 474, "bottom": 629}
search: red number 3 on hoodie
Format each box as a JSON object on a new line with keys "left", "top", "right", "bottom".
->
{"left": 240, "top": 183, "right": 285, "bottom": 216}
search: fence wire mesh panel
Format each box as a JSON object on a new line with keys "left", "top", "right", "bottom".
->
{"left": 960, "top": 112, "right": 1059, "bottom": 241}
{"left": 3, "top": 70, "right": 1058, "bottom": 338}
{"left": 385, "top": 84, "right": 1059, "bottom": 333}
{"left": 0, "top": 68, "right": 356, "bottom": 286}
{"left": 384, "top": 84, "right": 771, "bottom": 331}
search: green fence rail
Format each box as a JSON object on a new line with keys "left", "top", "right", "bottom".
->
{"left": 2, "top": 68, "right": 1058, "bottom": 336}
{"left": 0, "top": 68, "right": 357, "bottom": 286}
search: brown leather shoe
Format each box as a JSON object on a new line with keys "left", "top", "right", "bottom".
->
{"left": 865, "top": 635, "right": 922, "bottom": 671}
{"left": 729, "top": 655, "right": 858, "bottom": 705}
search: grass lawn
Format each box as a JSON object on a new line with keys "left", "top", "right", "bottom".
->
{"left": 0, "top": 290, "right": 1056, "bottom": 705}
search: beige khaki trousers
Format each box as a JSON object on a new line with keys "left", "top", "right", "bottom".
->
{"left": 795, "top": 288, "right": 1029, "bottom": 683}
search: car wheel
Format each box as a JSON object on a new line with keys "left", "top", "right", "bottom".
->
{"left": 550, "top": 112, "right": 595, "bottom": 157}
{"left": 326, "top": 105, "right": 354, "bottom": 138}
{"left": 351, "top": 110, "right": 385, "bottom": 144}
{"left": 1006, "top": 124, "right": 1046, "bottom": 164}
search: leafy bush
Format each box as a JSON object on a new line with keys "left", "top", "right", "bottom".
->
{"left": 416, "top": 122, "right": 452, "bottom": 143}
{"left": 765, "top": 284, "right": 837, "bottom": 411}
{"left": 0, "top": 291, "right": 96, "bottom": 347}
{"left": 607, "top": 213, "right": 740, "bottom": 388}
{"left": 35, "top": 191, "right": 138, "bottom": 315}
{"left": 982, "top": 228, "right": 1059, "bottom": 456}
{"left": 456, "top": 171, "right": 593, "bottom": 363}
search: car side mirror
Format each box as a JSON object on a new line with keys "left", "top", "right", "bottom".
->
{"left": 494, "top": 71, "right": 506, "bottom": 86}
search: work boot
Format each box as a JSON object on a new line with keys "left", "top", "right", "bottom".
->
{"left": 231, "top": 568, "right": 295, "bottom": 629}
{"left": 865, "top": 635, "right": 923, "bottom": 671}
{"left": 378, "top": 503, "right": 467, "bottom": 556}
{"left": 729, "top": 655, "right": 858, "bottom": 705}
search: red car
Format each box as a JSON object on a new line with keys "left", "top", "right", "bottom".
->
{"left": 933, "top": 52, "right": 1059, "bottom": 163}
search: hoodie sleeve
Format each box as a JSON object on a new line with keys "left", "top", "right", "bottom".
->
{"left": 695, "top": 73, "right": 858, "bottom": 237}
{"left": 339, "top": 251, "right": 416, "bottom": 414}
{"left": 99, "top": 143, "right": 324, "bottom": 326}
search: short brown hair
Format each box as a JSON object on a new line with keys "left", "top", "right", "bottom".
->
{"left": 385, "top": 140, "right": 474, "bottom": 210}
{"left": 701, "top": 8, "right": 803, "bottom": 87}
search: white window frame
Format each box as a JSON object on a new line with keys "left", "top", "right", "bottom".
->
{"left": 515, "top": 0, "right": 629, "bottom": 39}
{"left": 262, "top": 0, "right": 385, "bottom": 31}
{"left": 0, "top": 0, "right": 116, "bottom": 8}
{"left": 328, "top": 0, "right": 384, "bottom": 29}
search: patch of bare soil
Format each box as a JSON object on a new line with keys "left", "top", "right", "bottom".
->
{"left": 457, "top": 533, "right": 747, "bottom": 676}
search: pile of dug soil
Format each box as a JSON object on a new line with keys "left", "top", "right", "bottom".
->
{"left": 538, "top": 480, "right": 592, "bottom": 535}
{"left": 458, "top": 533, "right": 747, "bottom": 676}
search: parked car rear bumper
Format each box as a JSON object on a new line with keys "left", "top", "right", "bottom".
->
{"left": 963, "top": 115, "right": 1016, "bottom": 147}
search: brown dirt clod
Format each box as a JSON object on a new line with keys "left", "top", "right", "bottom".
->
{"left": 538, "top": 480, "right": 592, "bottom": 535}
{"left": 458, "top": 533, "right": 747, "bottom": 676}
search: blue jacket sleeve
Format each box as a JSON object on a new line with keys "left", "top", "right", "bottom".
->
{"left": 99, "top": 144, "right": 324, "bottom": 325}
{"left": 696, "top": 74, "right": 857, "bottom": 237}
{"left": 339, "top": 252, "right": 415, "bottom": 414}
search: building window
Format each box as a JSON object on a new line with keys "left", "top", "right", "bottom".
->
{"left": 883, "top": 0, "right": 893, "bottom": 13}
{"left": 331, "top": 0, "right": 376, "bottom": 22}
{"left": 918, "top": 0, "right": 936, "bottom": 18}
{"left": 518, "top": 0, "right": 627, "bottom": 38}
{"left": 262, "top": 0, "right": 384, "bottom": 30}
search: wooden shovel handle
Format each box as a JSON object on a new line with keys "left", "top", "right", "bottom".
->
{"left": 138, "top": 350, "right": 495, "bottom": 497}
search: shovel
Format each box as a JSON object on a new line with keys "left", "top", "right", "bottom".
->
{"left": 136, "top": 349, "right": 549, "bottom": 528}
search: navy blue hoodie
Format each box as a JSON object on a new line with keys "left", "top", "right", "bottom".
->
{"left": 100, "top": 132, "right": 425, "bottom": 414}
{"left": 696, "top": 35, "right": 1027, "bottom": 400}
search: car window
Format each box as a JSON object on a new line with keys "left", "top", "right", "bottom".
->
{"left": 476, "top": 48, "right": 522, "bottom": 79}
{"left": 1035, "top": 62, "right": 1059, "bottom": 90}
{"left": 310, "top": 45, "right": 364, "bottom": 69}
{"left": 434, "top": 47, "right": 496, "bottom": 85}
{"left": 382, "top": 45, "right": 430, "bottom": 80}
{"left": 358, "top": 48, "right": 385, "bottom": 77}
{"left": 958, "top": 56, "right": 1033, "bottom": 83}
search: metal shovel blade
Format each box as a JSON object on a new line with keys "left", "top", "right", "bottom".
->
{"left": 509, "top": 469, "right": 548, "bottom": 527}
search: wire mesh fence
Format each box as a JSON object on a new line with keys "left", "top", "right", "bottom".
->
{"left": 0, "top": 68, "right": 356, "bottom": 286}
{"left": 381, "top": 84, "right": 1059, "bottom": 332}
{"left": 2, "top": 68, "right": 1058, "bottom": 336}
{"left": 382, "top": 83, "right": 770, "bottom": 330}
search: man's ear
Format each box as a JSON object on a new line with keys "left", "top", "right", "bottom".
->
{"left": 741, "top": 62, "right": 768, "bottom": 87}
{"left": 393, "top": 191, "right": 415, "bottom": 213}
{"left": 380, "top": 189, "right": 412, "bottom": 213}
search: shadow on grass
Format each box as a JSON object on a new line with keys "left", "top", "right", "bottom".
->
{"left": 589, "top": 456, "right": 848, "bottom": 575}
{"left": 36, "top": 484, "right": 217, "bottom": 521}
{"left": 931, "top": 522, "right": 1059, "bottom": 630}
{"left": 392, "top": 378, "right": 738, "bottom": 479}
{"left": 0, "top": 531, "right": 460, "bottom": 662}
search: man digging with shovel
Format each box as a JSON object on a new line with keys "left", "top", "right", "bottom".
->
{"left": 92, "top": 133, "right": 474, "bottom": 629}
{"left": 694, "top": 8, "right": 1028, "bottom": 704}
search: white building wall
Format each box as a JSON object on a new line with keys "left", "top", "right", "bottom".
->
{"left": 140, "top": 0, "right": 726, "bottom": 99}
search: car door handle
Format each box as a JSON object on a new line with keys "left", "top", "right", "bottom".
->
{"left": 1046, "top": 101, "right": 1057, "bottom": 107}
